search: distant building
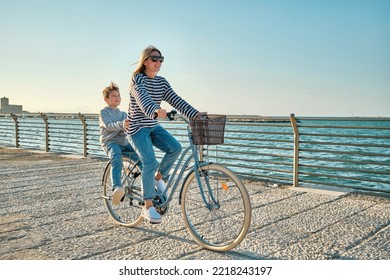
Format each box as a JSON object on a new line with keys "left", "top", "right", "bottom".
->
{"left": 0, "top": 97, "right": 24, "bottom": 114}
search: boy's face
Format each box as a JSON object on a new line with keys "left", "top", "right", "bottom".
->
{"left": 105, "top": 90, "right": 121, "bottom": 108}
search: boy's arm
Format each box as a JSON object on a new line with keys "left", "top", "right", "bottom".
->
{"left": 99, "top": 110, "right": 126, "bottom": 132}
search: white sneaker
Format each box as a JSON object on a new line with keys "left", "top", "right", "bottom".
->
{"left": 142, "top": 206, "right": 161, "bottom": 224}
{"left": 154, "top": 179, "right": 166, "bottom": 194}
{"left": 112, "top": 187, "right": 125, "bottom": 206}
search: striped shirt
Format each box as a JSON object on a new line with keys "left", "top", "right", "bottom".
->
{"left": 127, "top": 73, "right": 198, "bottom": 135}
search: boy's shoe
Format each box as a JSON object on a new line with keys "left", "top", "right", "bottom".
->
{"left": 142, "top": 206, "right": 161, "bottom": 224}
{"left": 112, "top": 187, "right": 125, "bottom": 206}
{"left": 154, "top": 179, "right": 166, "bottom": 194}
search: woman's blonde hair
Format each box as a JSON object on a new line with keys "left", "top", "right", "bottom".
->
{"left": 133, "top": 45, "right": 162, "bottom": 76}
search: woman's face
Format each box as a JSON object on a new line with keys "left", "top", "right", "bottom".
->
{"left": 143, "top": 50, "right": 164, "bottom": 75}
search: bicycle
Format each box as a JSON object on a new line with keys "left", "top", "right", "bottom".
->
{"left": 101, "top": 113, "right": 251, "bottom": 252}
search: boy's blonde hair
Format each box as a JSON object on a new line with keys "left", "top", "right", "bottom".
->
{"left": 102, "top": 82, "right": 120, "bottom": 98}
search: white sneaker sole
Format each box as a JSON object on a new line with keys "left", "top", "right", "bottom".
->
{"left": 112, "top": 188, "right": 125, "bottom": 206}
{"left": 143, "top": 215, "right": 161, "bottom": 224}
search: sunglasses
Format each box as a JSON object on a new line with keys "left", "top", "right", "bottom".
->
{"left": 149, "top": 55, "right": 164, "bottom": 62}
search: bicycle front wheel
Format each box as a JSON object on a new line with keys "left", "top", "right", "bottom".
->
{"left": 102, "top": 157, "right": 143, "bottom": 227}
{"left": 181, "top": 163, "right": 251, "bottom": 251}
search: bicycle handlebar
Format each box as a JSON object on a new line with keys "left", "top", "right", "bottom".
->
{"left": 165, "top": 109, "right": 208, "bottom": 124}
{"left": 166, "top": 110, "right": 177, "bottom": 121}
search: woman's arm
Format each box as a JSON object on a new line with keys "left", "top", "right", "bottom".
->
{"left": 131, "top": 74, "right": 160, "bottom": 119}
{"left": 162, "top": 78, "right": 198, "bottom": 119}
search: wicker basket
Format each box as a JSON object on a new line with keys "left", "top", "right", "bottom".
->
{"left": 190, "top": 114, "right": 226, "bottom": 145}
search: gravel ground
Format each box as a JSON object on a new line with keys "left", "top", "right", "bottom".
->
{"left": 0, "top": 146, "right": 389, "bottom": 260}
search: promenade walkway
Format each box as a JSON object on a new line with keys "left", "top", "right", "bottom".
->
{"left": 0, "top": 146, "right": 389, "bottom": 260}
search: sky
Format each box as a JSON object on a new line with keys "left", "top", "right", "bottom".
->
{"left": 0, "top": 0, "right": 389, "bottom": 117}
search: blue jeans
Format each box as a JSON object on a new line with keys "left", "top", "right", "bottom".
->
{"left": 128, "top": 125, "right": 182, "bottom": 200}
{"left": 106, "top": 142, "right": 140, "bottom": 189}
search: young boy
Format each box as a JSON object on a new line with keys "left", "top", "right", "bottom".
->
{"left": 99, "top": 82, "right": 140, "bottom": 205}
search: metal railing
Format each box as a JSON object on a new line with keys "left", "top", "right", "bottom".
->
{"left": 1, "top": 113, "right": 389, "bottom": 194}
{"left": 290, "top": 116, "right": 390, "bottom": 194}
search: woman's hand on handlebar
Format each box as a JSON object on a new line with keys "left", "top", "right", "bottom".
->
{"left": 154, "top": 108, "right": 167, "bottom": 119}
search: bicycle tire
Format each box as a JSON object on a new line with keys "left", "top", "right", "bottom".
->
{"left": 102, "top": 157, "right": 143, "bottom": 227}
{"left": 181, "top": 163, "right": 251, "bottom": 251}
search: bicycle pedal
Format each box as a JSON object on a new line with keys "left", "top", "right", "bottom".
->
{"left": 156, "top": 206, "right": 168, "bottom": 215}
{"left": 155, "top": 197, "right": 168, "bottom": 215}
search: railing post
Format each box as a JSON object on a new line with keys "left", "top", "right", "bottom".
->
{"left": 290, "top": 113, "right": 299, "bottom": 187}
{"left": 78, "top": 112, "right": 87, "bottom": 157}
{"left": 199, "top": 145, "right": 204, "bottom": 162}
{"left": 40, "top": 113, "right": 49, "bottom": 152}
{"left": 10, "top": 113, "right": 19, "bottom": 148}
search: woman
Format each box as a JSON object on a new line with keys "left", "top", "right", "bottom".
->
{"left": 127, "top": 45, "right": 205, "bottom": 223}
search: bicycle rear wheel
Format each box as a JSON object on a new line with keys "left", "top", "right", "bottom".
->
{"left": 102, "top": 157, "right": 143, "bottom": 227}
{"left": 181, "top": 163, "right": 251, "bottom": 251}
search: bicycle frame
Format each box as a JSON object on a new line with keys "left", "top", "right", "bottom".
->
{"left": 156, "top": 124, "right": 219, "bottom": 208}
{"left": 123, "top": 123, "right": 220, "bottom": 210}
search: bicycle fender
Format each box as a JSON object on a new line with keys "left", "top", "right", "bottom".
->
{"left": 102, "top": 160, "right": 111, "bottom": 185}
{"left": 178, "top": 167, "right": 195, "bottom": 205}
